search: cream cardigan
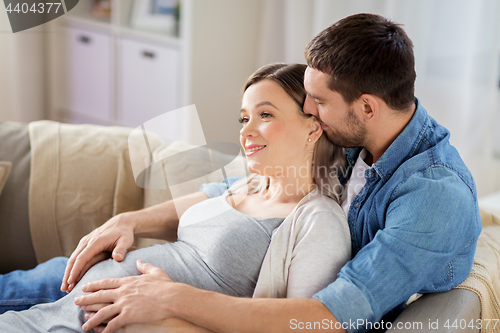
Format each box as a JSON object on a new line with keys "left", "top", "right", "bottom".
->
{"left": 253, "top": 188, "right": 351, "bottom": 299}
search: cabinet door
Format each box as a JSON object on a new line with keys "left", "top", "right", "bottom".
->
{"left": 64, "top": 26, "right": 113, "bottom": 123}
{"left": 118, "top": 38, "right": 180, "bottom": 137}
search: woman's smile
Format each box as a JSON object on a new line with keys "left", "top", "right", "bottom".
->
{"left": 245, "top": 144, "right": 266, "bottom": 156}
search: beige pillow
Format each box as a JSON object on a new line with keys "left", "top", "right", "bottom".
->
{"left": 0, "top": 161, "right": 12, "bottom": 197}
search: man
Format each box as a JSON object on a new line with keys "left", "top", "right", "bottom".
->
{"left": 66, "top": 14, "right": 481, "bottom": 333}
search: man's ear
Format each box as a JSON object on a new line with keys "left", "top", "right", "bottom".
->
{"left": 359, "top": 94, "right": 379, "bottom": 121}
{"left": 307, "top": 117, "right": 323, "bottom": 145}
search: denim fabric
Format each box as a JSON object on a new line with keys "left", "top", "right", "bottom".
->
{"left": 201, "top": 99, "right": 481, "bottom": 333}
{"left": 200, "top": 177, "right": 240, "bottom": 199}
{"left": 0, "top": 257, "right": 67, "bottom": 314}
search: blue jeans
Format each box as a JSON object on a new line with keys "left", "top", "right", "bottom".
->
{"left": 0, "top": 257, "right": 67, "bottom": 314}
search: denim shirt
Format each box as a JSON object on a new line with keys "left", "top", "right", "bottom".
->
{"left": 200, "top": 99, "right": 482, "bottom": 333}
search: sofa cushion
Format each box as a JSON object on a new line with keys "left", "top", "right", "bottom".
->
{"left": 0, "top": 161, "right": 11, "bottom": 197}
{"left": 28, "top": 121, "right": 144, "bottom": 263}
{"left": 0, "top": 121, "right": 37, "bottom": 272}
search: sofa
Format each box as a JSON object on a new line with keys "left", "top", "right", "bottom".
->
{"left": 0, "top": 120, "right": 499, "bottom": 332}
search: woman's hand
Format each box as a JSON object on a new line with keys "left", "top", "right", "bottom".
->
{"left": 75, "top": 260, "right": 178, "bottom": 333}
{"left": 61, "top": 212, "right": 137, "bottom": 293}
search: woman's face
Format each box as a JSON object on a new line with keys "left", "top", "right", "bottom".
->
{"left": 239, "top": 79, "right": 320, "bottom": 177}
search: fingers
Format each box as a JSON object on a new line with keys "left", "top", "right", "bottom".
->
{"left": 61, "top": 238, "right": 89, "bottom": 292}
{"left": 74, "top": 252, "right": 112, "bottom": 290}
{"left": 136, "top": 260, "right": 170, "bottom": 279}
{"left": 136, "top": 260, "right": 155, "bottom": 274}
{"left": 70, "top": 243, "right": 106, "bottom": 282}
{"left": 82, "top": 303, "right": 112, "bottom": 312}
{"left": 82, "top": 304, "right": 120, "bottom": 332}
{"left": 111, "top": 238, "right": 129, "bottom": 262}
{"left": 75, "top": 289, "right": 117, "bottom": 306}
{"left": 102, "top": 313, "right": 130, "bottom": 333}
{"left": 81, "top": 277, "right": 124, "bottom": 293}
{"left": 91, "top": 324, "right": 107, "bottom": 333}
{"left": 62, "top": 214, "right": 136, "bottom": 293}
{"left": 85, "top": 312, "right": 110, "bottom": 324}
{"left": 84, "top": 313, "right": 107, "bottom": 333}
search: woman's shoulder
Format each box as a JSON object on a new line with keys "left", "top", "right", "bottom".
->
{"left": 294, "top": 190, "right": 345, "bottom": 219}
{"left": 281, "top": 190, "right": 348, "bottom": 239}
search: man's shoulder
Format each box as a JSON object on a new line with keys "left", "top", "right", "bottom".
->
{"left": 390, "top": 149, "right": 476, "bottom": 200}
{"left": 392, "top": 114, "right": 475, "bottom": 194}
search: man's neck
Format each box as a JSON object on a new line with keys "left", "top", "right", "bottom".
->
{"left": 365, "top": 103, "right": 416, "bottom": 164}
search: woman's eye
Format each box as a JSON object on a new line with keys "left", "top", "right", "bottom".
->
{"left": 238, "top": 117, "right": 248, "bottom": 124}
{"left": 261, "top": 112, "right": 272, "bottom": 118}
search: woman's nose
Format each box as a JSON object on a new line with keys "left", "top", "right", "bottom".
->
{"left": 240, "top": 119, "right": 258, "bottom": 137}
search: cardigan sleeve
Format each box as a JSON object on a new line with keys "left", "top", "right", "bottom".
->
{"left": 286, "top": 202, "right": 351, "bottom": 299}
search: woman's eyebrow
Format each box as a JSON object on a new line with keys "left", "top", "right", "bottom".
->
{"left": 240, "top": 101, "right": 278, "bottom": 113}
{"left": 255, "top": 101, "right": 278, "bottom": 109}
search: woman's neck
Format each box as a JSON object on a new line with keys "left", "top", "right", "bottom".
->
{"left": 260, "top": 168, "right": 315, "bottom": 204}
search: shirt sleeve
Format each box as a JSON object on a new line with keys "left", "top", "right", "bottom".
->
{"left": 200, "top": 177, "right": 243, "bottom": 199}
{"left": 313, "top": 167, "right": 481, "bottom": 333}
{"left": 286, "top": 208, "right": 351, "bottom": 299}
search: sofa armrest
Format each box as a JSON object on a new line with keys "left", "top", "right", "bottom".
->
{"left": 388, "top": 289, "right": 480, "bottom": 332}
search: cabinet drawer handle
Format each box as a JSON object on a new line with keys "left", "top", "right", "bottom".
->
{"left": 142, "top": 51, "right": 156, "bottom": 59}
{"left": 78, "top": 36, "right": 91, "bottom": 44}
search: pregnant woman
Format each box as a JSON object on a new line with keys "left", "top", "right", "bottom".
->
{"left": 0, "top": 63, "right": 350, "bottom": 332}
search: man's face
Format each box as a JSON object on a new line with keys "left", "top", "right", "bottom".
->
{"left": 303, "top": 66, "right": 366, "bottom": 148}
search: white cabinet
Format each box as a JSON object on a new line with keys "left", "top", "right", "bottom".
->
{"left": 118, "top": 38, "right": 180, "bottom": 129}
{"left": 47, "top": 0, "right": 260, "bottom": 145}
{"left": 64, "top": 26, "right": 113, "bottom": 123}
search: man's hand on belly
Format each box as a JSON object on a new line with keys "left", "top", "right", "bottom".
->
{"left": 75, "top": 260, "right": 176, "bottom": 333}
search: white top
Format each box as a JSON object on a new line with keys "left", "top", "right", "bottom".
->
{"left": 341, "top": 149, "right": 371, "bottom": 217}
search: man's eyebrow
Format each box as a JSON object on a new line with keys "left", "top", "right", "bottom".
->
{"left": 307, "top": 92, "right": 322, "bottom": 100}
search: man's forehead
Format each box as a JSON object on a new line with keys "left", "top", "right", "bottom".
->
{"left": 304, "top": 67, "right": 330, "bottom": 97}
{"left": 305, "top": 66, "right": 329, "bottom": 80}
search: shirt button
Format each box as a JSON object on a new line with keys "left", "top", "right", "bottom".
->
{"left": 354, "top": 203, "right": 359, "bottom": 208}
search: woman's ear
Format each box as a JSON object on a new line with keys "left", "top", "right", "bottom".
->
{"left": 306, "top": 117, "right": 323, "bottom": 145}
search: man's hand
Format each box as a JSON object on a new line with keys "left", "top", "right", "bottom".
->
{"left": 61, "top": 212, "right": 137, "bottom": 293}
{"left": 75, "top": 260, "right": 177, "bottom": 333}
{"left": 85, "top": 313, "right": 215, "bottom": 333}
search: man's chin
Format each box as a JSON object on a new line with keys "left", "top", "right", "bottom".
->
{"left": 324, "top": 131, "right": 360, "bottom": 148}
{"left": 324, "top": 131, "right": 342, "bottom": 146}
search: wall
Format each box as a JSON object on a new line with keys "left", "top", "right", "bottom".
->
{"left": 0, "top": 7, "right": 46, "bottom": 122}
{"left": 188, "top": 0, "right": 262, "bottom": 146}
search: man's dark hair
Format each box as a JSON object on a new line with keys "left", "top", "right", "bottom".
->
{"left": 305, "top": 13, "right": 416, "bottom": 111}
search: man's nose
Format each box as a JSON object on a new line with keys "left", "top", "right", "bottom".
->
{"left": 303, "top": 96, "right": 318, "bottom": 116}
